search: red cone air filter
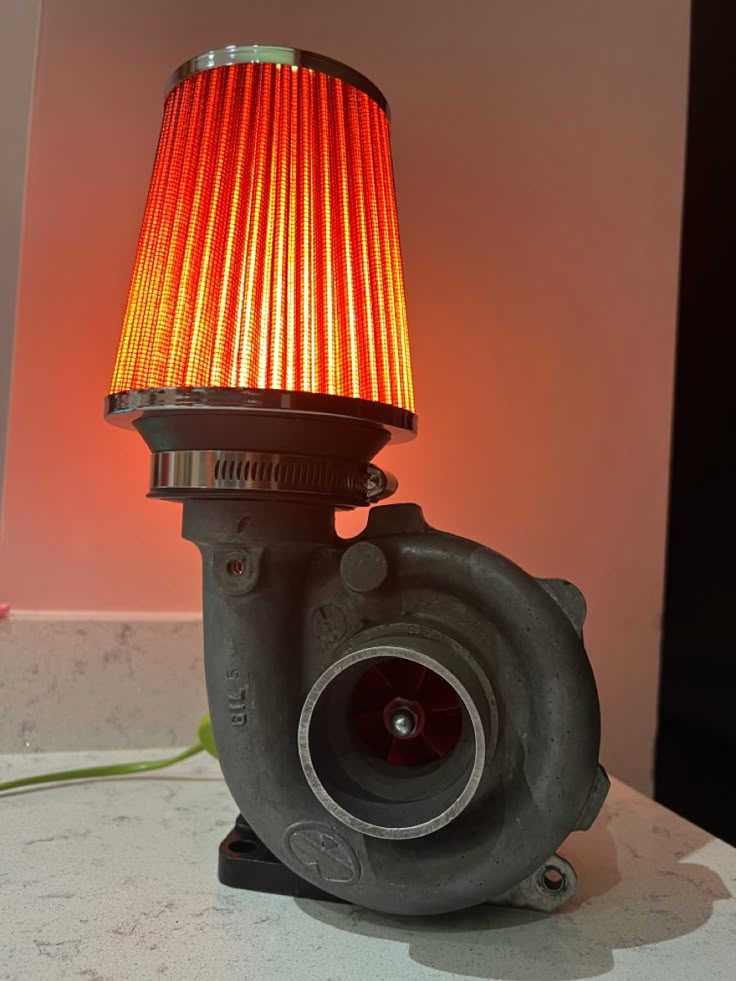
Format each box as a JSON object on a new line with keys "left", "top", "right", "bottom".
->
{"left": 106, "top": 46, "right": 415, "bottom": 438}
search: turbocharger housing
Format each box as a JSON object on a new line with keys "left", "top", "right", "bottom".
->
{"left": 182, "top": 497, "right": 608, "bottom": 916}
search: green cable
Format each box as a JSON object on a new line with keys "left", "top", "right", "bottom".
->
{"left": 0, "top": 743, "right": 204, "bottom": 792}
{"left": 0, "top": 714, "right": 217, "bottom": 794}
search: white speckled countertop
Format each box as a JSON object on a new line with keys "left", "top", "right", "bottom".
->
{"left": 1, "top": 752, "right": 734, "bottom": 981}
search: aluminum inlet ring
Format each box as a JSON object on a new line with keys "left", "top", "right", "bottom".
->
{"left": 298, "top": 641, "right": 490, "bottom": 840}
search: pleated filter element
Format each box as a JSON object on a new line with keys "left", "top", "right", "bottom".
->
{"left": 109, "top": 53, "right": 415, "bottom": 414}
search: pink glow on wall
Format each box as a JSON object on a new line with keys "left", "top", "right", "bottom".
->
{"left": 0, "top": 0, "right": 689, "bottom": 792}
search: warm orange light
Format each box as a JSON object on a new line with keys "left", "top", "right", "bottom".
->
{"left": 110, "top": 57, "right": 415, "bottom": 413}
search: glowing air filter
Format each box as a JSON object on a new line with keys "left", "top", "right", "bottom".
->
{"left": 108, "top": 46, "right": 415, "bottom": 430}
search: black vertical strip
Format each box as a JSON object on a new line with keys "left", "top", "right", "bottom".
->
{"left": 655, "top": 0, "right": 736, "bottom": 845}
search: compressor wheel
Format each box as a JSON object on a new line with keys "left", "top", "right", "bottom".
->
{"left": 350, "top": 658, "right": 463, "bottom": 766}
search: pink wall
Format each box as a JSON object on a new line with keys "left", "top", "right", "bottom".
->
{"left": 0, "top": 0, "right": 689, "bottom": 791}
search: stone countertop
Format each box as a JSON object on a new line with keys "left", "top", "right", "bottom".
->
{"left": 1, "top": 751, "right": 734, "bottom": 981}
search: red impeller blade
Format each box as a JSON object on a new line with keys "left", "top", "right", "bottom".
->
{"left": 350, "top": 658, "right": 462, "bottom": 766}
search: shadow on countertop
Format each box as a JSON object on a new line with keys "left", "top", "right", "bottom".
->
{"left": 295, "top": 804, "right": 731, "bottom": 981}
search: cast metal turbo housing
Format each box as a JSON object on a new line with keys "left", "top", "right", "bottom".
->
{"left": 182, "top": 496, "right": 609, "bottom": 915}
